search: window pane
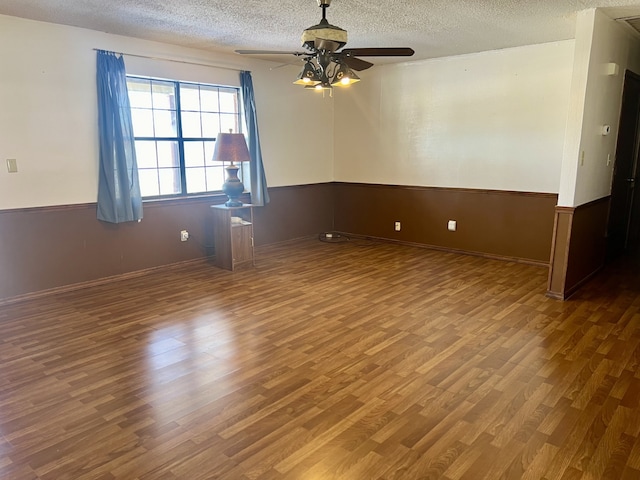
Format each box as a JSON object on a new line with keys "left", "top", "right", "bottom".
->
{"left": 153, "top": 110, "right": 177, "bottom": 137}
{"left": 180, "top": 85, "right": 201, "bottom": 111}
{"left": 219, "top": 114, "right": 238, "bottom": 134}
{"left": 204, "top": 141, "right": 216, "bottom": 165}
{"left": 157, "top": 141, "right": 179, "bottom": 168}
{"left": 206, "top": 166, "right": 225, "bottom": 191}
{"left": 138, "top": 169, "right": 160, "bottom": 197}
{"left": 181, "top": 111, "right": 202, "bottom": 137}
{"left": 159, "top": 168, "right": 181, "bottom": 195}
{"left": 131, "top": 109, "right": 154, "bottom": 137}
{"left": 151, "top": 81, "right": 176, "bottom": 110}
{"left": 201, "top": 113, "right": 220, "bottom": 138}
{"left": 219, "top": 89, "right": 238, "bottom": 113}
{"left": 238, "top": 162, "right": 249, "bottom": 184}
{"left": 127, "top": 79, "right": 152, "bottom": 108}
{"left": 200, "top": 88, "right": 219, "bottom": 112}
{"left": 184, "top": 141, "right": 205, "bottom": 168}
{"left": 135, "top": 140, "right": 157, "bottom": 169}
{"left": 186, "top": 167, "right": 207, "bottom": 193}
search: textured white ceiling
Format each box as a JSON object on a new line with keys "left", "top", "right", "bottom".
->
{"left": 2, "top": 0, "right": 640, "bottom": 64}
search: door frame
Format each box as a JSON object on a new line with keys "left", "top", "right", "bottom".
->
{"left": 607, "top": 70, "right": 640, "bottom": 257}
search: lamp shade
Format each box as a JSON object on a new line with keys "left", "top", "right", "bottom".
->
{"left": 212, "top": 132, "right": 251, "bottom": 165}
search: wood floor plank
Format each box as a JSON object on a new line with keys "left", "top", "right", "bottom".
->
{"left": 2, "top": 238, "right": 640, "bottom": 479}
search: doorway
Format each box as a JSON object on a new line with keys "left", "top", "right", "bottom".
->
{"left": 607, "top": 70, "right": 640, "bottom": 259}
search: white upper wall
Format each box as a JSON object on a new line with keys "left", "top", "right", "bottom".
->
{"left": 3, "top": 10, "right": 629, "bottom": 210}
{"left": 558, "top": 9, "right": 640, "bottom": 207}
{"left": 333, "top": 41, "right": 575, "bottom": 193}
{"left": 0, "top": 14, "right": 334, "bottom": 210}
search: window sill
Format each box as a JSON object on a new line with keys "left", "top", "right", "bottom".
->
{"left": 142, "top": 192, "right": 250, "bottom": 208}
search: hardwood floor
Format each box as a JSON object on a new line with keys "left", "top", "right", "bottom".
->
{"left": 1, "top": 237, "right": 640, "bottom": 479}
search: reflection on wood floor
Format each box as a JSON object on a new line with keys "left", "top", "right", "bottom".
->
{"left": 1, "top": 237, "right": 640, "bottom": 479}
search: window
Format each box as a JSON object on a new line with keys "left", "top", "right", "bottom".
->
{"left": 126, "top": 76, "right": 244, "bottom": 198}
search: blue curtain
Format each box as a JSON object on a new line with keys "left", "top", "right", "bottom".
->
{"left": 240, "top": 71, "right": 270, "bottom": 206}
{"left": 96, "top": 50, "right": 143, "bottom": 223}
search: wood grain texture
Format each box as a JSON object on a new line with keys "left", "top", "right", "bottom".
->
{"left": 1, "top": 238, "right": 640, "bottom": 479}
{"left": 332, "top": 182, "right": 558, "bottom": 263}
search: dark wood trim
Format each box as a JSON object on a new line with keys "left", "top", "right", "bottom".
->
{"left": 333, "top": 182, "right": 557, "bottom": 264}
{"left": 0, "top": 182, "right": 560, "bottom": 303}
{"left": 252, "top": 184, "right": 334, "bottom": 246}
{"left": 547, "top": 196, "right": 610, "bottom": 300}
{"left": 545, "top": 291, "right": 565, "bottom": 301}
{"left": 547, "top": 205, "right": 574, "bottom": 299}
{"left": 572, "top": 195, "right": 611, "bottom": 209}
{"left": 563, "top": 266, "right": 605, "bottom": 299}
{"left": 0, "top": 185, "right": 333, "bottom": 303}
{"left": 554, "top": 206, "right": 577, "bottom": 213}
{"left": 331, "top": 181, "right": 558, "bottom": 199}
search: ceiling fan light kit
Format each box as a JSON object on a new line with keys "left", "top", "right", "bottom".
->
{"left": 236, "top": 0, "right": 414, "bottom": 93}
{"left": 331, "top": 62, "right": 360, "bottom": 86}
{"left": 293, "top": 61, "right": 321, "bottom": 85}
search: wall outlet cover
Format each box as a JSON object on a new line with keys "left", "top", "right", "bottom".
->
{"left": 6, "top": 159, "right": 18, "bottom": 173}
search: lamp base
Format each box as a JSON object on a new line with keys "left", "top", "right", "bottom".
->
{"left": 222, "top": 163, "right": 245, "bottom": 207}
{"left": 224, "top": 199, "right": 244, "bottom": 207}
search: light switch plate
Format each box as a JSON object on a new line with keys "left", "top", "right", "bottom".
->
{"left": 6, "top": 159, "right": 18, "bottom": 173}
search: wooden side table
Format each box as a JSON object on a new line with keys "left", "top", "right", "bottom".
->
{"left": 211, "top": 204, "right": 255, "bottom": 271}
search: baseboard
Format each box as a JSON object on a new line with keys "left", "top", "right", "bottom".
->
{"left": 546, "top": 264, "right": 604, "bottom": 300}
{"left": 545, "top": 291, "right": 565, "bottom": 301}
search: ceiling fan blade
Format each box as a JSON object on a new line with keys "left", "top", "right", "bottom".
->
{"left": 340, "top": 47, "right": 415, "bottom": 57}
{"left": 235, "top": 49, "right": 308, "bottom": 56}
{"left": 341, "top": 56, "right": 374, "bottom": 71}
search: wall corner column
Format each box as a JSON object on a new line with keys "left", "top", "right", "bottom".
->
{"left": 547, "top": 206, "right": 574, "bottom": 300}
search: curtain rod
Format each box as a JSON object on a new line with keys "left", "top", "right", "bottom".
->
{"left": 93, "top": 48, "right": 244, "bottom": 72}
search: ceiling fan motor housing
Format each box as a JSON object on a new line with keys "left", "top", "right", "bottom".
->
{"left": 302, "top": 0, "right": 346, "bottom": 51}
{"left": 301, "top": 24, "right": 347, "bottom": 51}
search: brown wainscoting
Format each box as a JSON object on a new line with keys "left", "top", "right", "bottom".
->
{"left": 0, "top": 186, "right": 334, "bottom": 303}
{"left": 0, "top": 195, "right": 233, "bottom": 302}
{"left": 333, "top": 183, "right": 558, "bottom": 264}
{"left": 547, "top": 197, "right": 610, "bottom": 300}
{"left": 0, "top": 183, "right": 558, "bottom": 303}
{"left": 252, "top": 184, "right": 334, "bottom": 246}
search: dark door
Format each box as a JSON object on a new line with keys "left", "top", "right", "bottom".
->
{"left": 608, "top": 71, "right": 640, "bottom": 257}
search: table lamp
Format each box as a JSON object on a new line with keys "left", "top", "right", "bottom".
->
{"left": 212, "top": 130, "right": 251, "bottom": 207}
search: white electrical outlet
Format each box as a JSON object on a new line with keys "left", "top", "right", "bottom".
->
{"left": 180, "top": 230, "right": 189, "bottom": 242}
{"left": 395, "top": 221, "right": 401, "bottom": 231}
{"left": 448, "top": 220, "right": 457, "bottom": 232}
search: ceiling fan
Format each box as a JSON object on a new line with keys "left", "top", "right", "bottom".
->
{"left": 235, "top": 0, "right": 415, "bottom": 90}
